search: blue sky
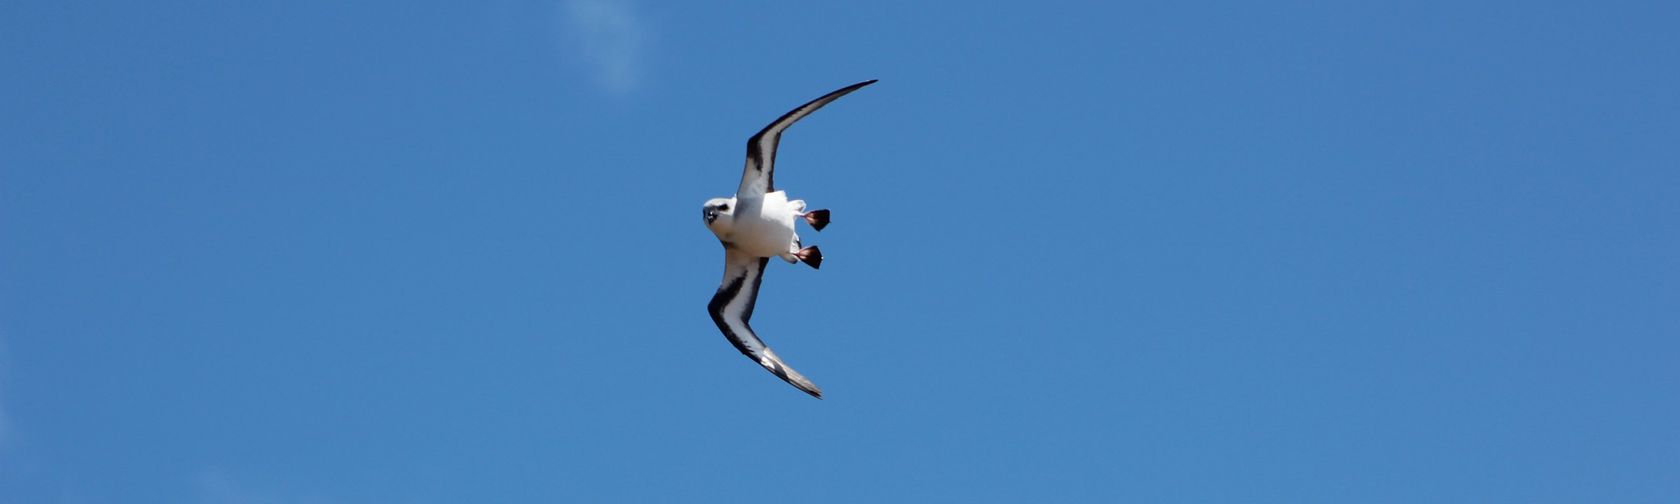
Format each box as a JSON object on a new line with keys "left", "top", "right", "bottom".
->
{"left": 2, "top": 1, "right": 1677, "bottom": 502}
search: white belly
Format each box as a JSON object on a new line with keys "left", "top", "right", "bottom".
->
{"left": 733, "top": 191, "right": 799, "bottom": 257}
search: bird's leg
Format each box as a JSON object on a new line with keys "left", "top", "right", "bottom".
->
{"left": 802, "top": 209, "right": 830, "bottom": 231}
{"left": 780, "top": 237, "right": 803, "bottom": 264}
{"left": 788, "top": 199, "right": 827, "bottom": 231}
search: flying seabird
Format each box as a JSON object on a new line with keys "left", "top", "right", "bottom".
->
{"left": 701, "top": 79, "right": 876, "bottom": 399}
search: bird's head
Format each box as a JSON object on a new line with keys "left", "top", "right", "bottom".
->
{"left": 701, "top": 197, "right": 736, "bottom": 235}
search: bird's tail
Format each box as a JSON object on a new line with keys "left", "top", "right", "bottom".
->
{"left": 803, "top": 209, "right": 831, "bottom": 231}
{"left": 795, "top": 246, "right": 822, "bottom": 269}
{"left": 758, "top": 348, "right": 823, "bottom": 399}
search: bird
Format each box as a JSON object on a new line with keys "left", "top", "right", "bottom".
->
{"left": 701, "top": 79, "right": 876, "bottom": 399}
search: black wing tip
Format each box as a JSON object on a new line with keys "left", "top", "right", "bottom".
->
{"left": 839, "top": 79, "right": 878, "bottom": 94}
{"left": 763, "top": 362, "right": 825, "bottom": 399}
{"left": 781, "top": 372, "right": 824, "bottom": 399}
{"left": 761, "top": 351, "right": 825, "bottom": 399}
{"left": 746, "top": 79, "right": 879, "bottom": 148}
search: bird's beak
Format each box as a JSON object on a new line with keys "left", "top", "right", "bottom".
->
{"left": 704, "top": 208, "right": 718, "bottom": 224}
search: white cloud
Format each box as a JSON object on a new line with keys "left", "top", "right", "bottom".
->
{"left": 561, "top": 0, "right": 650, "bottom": 95}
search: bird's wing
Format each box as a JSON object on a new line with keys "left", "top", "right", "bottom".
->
{"left": 707, "top": 249, "right": 822, "bottom": 398}
{"left": 736, "top": 79, "right": 877, "bottom": 198}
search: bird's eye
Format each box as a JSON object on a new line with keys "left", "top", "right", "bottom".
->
{"left": 718, "top": 204, "right": 729, "bottom": 212}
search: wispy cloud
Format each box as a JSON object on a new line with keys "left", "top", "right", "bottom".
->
{"left": 560, "top": 0, "right": 650, "bottom": 95}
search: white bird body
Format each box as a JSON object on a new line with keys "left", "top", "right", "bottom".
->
{"left": 699, "top": 80, "right": 875, "bottom": 399}
{"left": 716, "top": 191, "right": 806, "bottom": 261}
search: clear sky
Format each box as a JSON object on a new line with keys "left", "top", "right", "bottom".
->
{"left": 2, "top": 1, "right": 1677, "bottom": 502}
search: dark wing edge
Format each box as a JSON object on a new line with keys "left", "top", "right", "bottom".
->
{"left": 738, "top": 79, "right": 879, "bottom": 197}
{"left": 707, "top": 253, "right": 824, "bottom": 399}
